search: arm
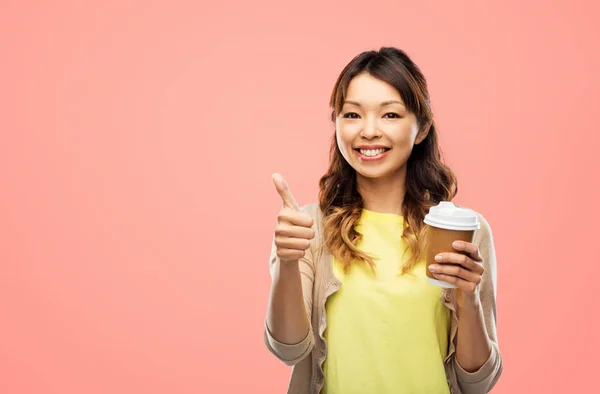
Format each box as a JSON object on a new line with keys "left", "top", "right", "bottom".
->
{"left": 266, "top": 255, "right": 312, "bottom": 345}
{"left": 264, "top": 205, "right": 316, "bottom": 366}
{"left": 429, "top": 214, "right": 503, "bottom": 392}
{"left": 455, "top": 301, "right": 493, "bottom": 372}
{"left": 454, "top": 215, "right": 503, "bottom": 393}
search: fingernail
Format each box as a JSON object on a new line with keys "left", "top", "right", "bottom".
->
{"left": 452, "top": 241, "right": 461, "bottom": 248}
{"left": 429, "top": 265, "right": 438, "bottom": 272}
{"left": 435, "top": 254, "right": 443, "bottom": 262}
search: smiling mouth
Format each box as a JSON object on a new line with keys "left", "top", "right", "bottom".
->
{"left": 354, "top": 148, "right": 391, "bottom": 157}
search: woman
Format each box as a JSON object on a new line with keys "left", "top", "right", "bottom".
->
{"left": 264, "top": 47, "right": 502, "bottom": 394}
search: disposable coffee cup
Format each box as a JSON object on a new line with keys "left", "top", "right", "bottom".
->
{"left": 423, "top": 201, "right": 480, "bottom": 288}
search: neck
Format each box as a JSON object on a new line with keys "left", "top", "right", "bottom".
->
{"left": 356, "top": 167, "right": 407, "bottom": 216}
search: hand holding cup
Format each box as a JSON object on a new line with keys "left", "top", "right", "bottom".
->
{"left": 424, "top": 202, "right": 484, "bottom": 308}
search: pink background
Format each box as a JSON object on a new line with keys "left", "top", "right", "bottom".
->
{"left": 1, "top": 0, "right": 598, "bottom": 392}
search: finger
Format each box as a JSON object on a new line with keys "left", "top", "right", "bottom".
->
{"left": 431, "top": 273, "right": 478, "bottom": 293}
{"left": 274, "top": 236, "right": 311, "bottom": 251}
{"left": 452, "top": 241, "right": 482, "bottom": 262}
{"left": 275, "top": 223, "right": 315, "bottom": 239}
{"left": 272, "top": 173, "right": 300, "bottom": 211}
{"left": 277, "top": 208, "right": 314, "bottom": 228}
{"left": 428, "top": 262, "right": 481, "bottom": 283}
{"left": 435, "top": 252, "right": 484, "bottom": 275}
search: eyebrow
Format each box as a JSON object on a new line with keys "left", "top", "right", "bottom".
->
{"left": 343, "top": 100, "right": 406, "bottom": 108}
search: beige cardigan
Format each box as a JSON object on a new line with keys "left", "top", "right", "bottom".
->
{"left": 264, "top": 203, "right": 503, "bottom": 394}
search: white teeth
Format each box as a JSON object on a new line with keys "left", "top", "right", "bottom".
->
{"left": 359, "top": 149, "right": 386, "bottom": 157}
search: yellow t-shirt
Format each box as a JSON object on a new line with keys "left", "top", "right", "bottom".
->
{"left": 322, "top": 209, "right": 451, "bottom": 394}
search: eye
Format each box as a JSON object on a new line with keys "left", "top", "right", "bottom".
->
{"left": 342, "top": 112, "right": 360, "bottom": 119}
{"left": 383, "top": 113, "right": 401, "bottom": 119}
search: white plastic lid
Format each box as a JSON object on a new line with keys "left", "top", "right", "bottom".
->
{"left": 424, "top": 201, "right": 480, "bottom": 231}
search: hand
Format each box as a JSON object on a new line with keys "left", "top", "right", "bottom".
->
{"left": 272, "top": 173, "right": 315, "bottom": 263}
{"left": 428, "top": 240, "right": 484, "bottom": 309}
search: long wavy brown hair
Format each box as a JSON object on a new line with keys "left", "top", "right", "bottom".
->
{"left": 318, "top": 47, "right": 457, "bottom": 275}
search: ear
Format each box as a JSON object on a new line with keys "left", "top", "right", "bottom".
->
{"left": 415, "top": 121, "right": 431, "bottom": 145}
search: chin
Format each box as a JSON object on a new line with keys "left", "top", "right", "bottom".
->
{"left": 355, "top": 168, "right": 390, "bottom": 180}
{"left": 355, "top": 163, "right": 406, "bottom": 180}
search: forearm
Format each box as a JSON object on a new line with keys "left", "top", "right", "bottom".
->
{"left": 455, "top": 300, "right": 493, "bottom": 372}
{"left": 266, "top": 260, "right": 310, "bottom": 345}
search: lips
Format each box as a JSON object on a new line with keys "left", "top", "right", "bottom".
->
{"left": 354, "top": 148, "right": 390, "bottom": 161}
{"left": 354, "top": 145, "right": 391, "bottom": 150}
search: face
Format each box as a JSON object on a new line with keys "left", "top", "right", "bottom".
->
{"left": 335, "top": 72, "right": 427, "bottom": 182}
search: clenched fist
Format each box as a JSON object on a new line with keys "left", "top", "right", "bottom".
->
{"left": 272, "top": 173, "right": 315, "bottom": 262}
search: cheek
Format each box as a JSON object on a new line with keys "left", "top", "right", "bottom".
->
{"left": 335, "top": 129, "right": 350, "bottom": 158}
{"left": 335, "top": 123, "right": 356, "bottom": 152}
{"left": 390, "top": 122, "right": 419, "bottom": 145}
{"left": 409, "top": 123, "right": 420, "bottom": 143}
{"left": 410, "top": 121, "right": 420, "bottom": 141}
{"left": 335, "top": 128, "right": 358, "bottom": 166}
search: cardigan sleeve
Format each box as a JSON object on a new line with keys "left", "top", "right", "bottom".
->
{"left": 453, "top": 213, "right": 503, "bottom": 393}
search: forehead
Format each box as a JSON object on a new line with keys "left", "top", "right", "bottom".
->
{"left": 345, "top": 73, "right": 403, "bottom": 103}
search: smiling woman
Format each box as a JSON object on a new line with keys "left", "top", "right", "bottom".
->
{"left": 323, "top": 50, "right": 456, "bottom": 276}
{"left": 264, "top": 47, "right": 502, "bottom": 394}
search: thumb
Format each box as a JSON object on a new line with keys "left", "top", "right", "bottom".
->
{"left": 272, "top": 173, "right": 300, "bottom": 211}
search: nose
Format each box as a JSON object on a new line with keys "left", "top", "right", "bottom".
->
{"left": 360, "top": 117, "right": 381, "bottom": 139}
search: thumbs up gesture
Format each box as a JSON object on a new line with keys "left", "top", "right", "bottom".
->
{"left": 272, "top": 173, "right": 315, "bottom": 262}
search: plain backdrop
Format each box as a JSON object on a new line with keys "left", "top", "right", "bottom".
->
{"left": 1, "top": 0, "right": 599, "bottom": 393}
